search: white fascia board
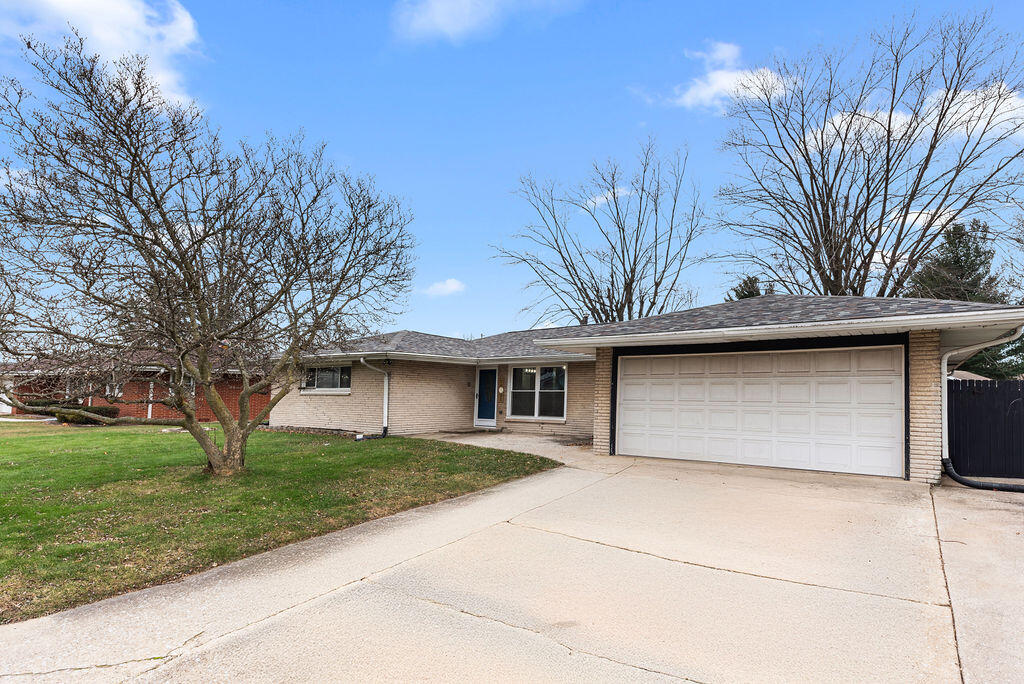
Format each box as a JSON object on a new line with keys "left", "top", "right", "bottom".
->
{"left": 303, "top": 351, "right": 594, "bottom": 366}
{"left": 532, "top": 309, "right": 1024, "bottom": 349}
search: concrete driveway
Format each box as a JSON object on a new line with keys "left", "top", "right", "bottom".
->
{"left": 2, "top": 434, "right": 1022, "bottom": 682}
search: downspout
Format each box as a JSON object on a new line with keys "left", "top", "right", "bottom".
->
{"left": 940, "top": 324, "right": 1024, "bottom": 492}
{"left": 359, "top": 357, "right": 389, "bottom": 437}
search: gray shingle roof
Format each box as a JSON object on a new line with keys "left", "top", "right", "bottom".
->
{"left": 321, "top": 295, "right": 1024, "bottom": 361}
{"left": 529, "top": 294, "right": 1024, "bottom": 340}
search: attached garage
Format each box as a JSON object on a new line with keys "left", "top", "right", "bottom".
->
{"left": 615, "top": 346, "right": 906, "bottom": 477}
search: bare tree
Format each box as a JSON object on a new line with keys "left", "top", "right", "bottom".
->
{"left": 720, "top": 11, "right": 1024, "bottom": 297}
{"left": 0, "top": 35, "right": 414, "bottom": 474}
{"left": 496, "top": 141, "right": 705, "bottom": 325}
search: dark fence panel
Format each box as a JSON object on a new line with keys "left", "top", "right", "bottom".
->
{"left": 948, "top": 379, "right": 1024, "bottom": 477}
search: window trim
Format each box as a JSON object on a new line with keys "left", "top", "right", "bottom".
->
{"left": 300, "top": 365, "right": 352, "bottom": 395}
{"left": 506, "top": 364, "right": 567, "bottom": 422}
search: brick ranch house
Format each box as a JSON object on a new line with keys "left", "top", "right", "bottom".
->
{"left": 1, "top": 369, "right": 269, "bottom": 421}
{"left": 271, "top": 294, "right": 1024, "bottom": 484}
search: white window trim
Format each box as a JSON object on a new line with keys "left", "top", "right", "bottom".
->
{"left": 300, "top": 365, "right": 352, "bottom": 395}
{"left": 506, "top": 364, "right": 568, "bottom": 422}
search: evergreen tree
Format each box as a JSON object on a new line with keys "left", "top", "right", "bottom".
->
{"left": 905, "top": 220, "right": 1024, "bottom": 379}
{"left": 726, "top": 275, "right": 774, "bottom": 301}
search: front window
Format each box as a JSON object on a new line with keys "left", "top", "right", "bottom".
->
{"left": 509, "top": 366, "right": 565, "bottom": 418}
{"left": 304, "top": 366, "right": 352, "bottom": 391}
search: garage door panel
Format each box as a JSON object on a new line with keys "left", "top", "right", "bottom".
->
{"left": 741, "top": 410, "right": 772, "bottom": 432}
{"left": 815, "top": 350, "right": 852, "bottom": 372}
{"left": 677, "top": 381, "right": 705, "bottom": 401}
{"left": 855, "top": 411, "right": 903, "bottom": 438}
{"left": 817, "top": 442, "right": 854, "bottom": 469}
{"left": 741, "top": 380, "right": 773, "bottom": 402}
{"left": 708, "top": 409, "right": 738, "bottom": 431}
{"left": 741, "top": 354, "right": 773, "bottom": 373}
{"left": 816, "top": 380, "right": 853, "bottom": 403}
{"left": 648, "top": 382, "right": 676, "bottom": 401}
{"left": 775, "top": 440, "right": 813, "bottom": 467}
{"left": 740, "top": 438, "right": 774, "bottom": 464}
{"left": 616, "top": 346, "right": 905, "bottom": 477}
{"left": 816, "top": 411, "right": 853, "bottom": 436}
{"left": 676, "top": 408, "right": 705, "bottom": 428}
{"left": 620, "top": 357, "right": 650, "bottom": 376}
{"left": 620, "top": 382, "right": 649, "bottom": 401}
{"left": 650, "top": 357, "right": 677, "bottom": 375}
{"left": 856, "top": 379, "right": 901, "bottom": 406}
{"left": 777, "top": 381, "right": 812, "bottom": 403}
{"left": 856, "top": 347, "right": 901, "bottom": 372}
{"left": 777, "top": 411, "right": 812, "bottom": 434}
{"left": 708, "top": 381, "right": 738, "bottom": 402}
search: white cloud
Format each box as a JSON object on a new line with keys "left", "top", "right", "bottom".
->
{"left": 0, "top": 0, "right": 200, "bottom": 101}
{"left": 423, "top": 278, "right": 466, "bottom": 296}
{"left": 391, "top": 0, "right": 579, "bottom": 44}
{"left": 669, "top": 41, "right": 783, "bottom": 113}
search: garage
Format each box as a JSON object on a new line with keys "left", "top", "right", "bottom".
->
{"left": 615, "top": 346, "right": 906, "bottom": 477}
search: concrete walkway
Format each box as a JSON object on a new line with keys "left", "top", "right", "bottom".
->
{"left": 1, "top": 433, "right": 1022, "bottom": 682}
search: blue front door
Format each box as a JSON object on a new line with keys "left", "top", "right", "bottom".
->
{"left": 476, "top": 368, "right": 497, "bottom": 424}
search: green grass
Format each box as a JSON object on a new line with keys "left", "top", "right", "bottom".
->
{"left": 0, "top": 421, "right": 558, "bottom": 623}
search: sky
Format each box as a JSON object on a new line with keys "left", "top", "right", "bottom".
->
{"left": 0, "top": 0, "right": 1021, "bottom": 337}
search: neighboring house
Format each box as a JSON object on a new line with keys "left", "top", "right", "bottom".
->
{"left": 949, "top": 370, "right": 990, "bottom": 381}
{"left": 274, "top": 294, "right": 1024, "bottom": 484}
{"left": 2, "top": 368, "right": 269, "bottom": 421}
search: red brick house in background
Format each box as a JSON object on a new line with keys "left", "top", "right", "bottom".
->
{"left": 1, "top": 368, "right": 269, "bottom": 421}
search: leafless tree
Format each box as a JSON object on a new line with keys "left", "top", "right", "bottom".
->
{"left": 0, "top": 35, "right": 414, "bottom": 474}
{"left": 496, "top": 141, "right": 705, "bottom": 325}
{"left": 719, "top": 11, "right": 1024, "bottom": 297}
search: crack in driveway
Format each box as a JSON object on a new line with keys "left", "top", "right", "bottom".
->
{"left": 363, "top": 577, "right": 701, "bottom": 683}
{"left": 507, "top": 520, "right": 952, "bottom": 608}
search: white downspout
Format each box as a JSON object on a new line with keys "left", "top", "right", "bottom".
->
{"left": 940, "top": 324, "right": 1024, "bottom": 464}
{"left": 359, "top": 357, "right": 389, "bottom": 436}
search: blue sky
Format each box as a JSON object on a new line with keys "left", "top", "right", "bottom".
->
{"left": 1, "top": 0, "right": 1021, "bottom": 337}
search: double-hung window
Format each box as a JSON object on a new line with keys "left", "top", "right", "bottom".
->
{"left": 303, "top": 366, "right": 352, "bottom": 392}
{"left": 509, "top": 365, "right": 566, "bottom": 419}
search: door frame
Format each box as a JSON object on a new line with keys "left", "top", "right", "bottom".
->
{"left": 474, "top": 366, "right": 498, "bottom": 428}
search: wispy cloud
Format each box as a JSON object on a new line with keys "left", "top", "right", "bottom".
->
{"left": 0, "top": 0, "right": 200, "bottom": 101}
{"left": 391, "top": 0, "right": 580, "bottom": 44}
{"left": 423, "top": 278, "right": 466, "bottom": 296}
{"left": 668, "top": 41, "right": 782, "bottom": 113}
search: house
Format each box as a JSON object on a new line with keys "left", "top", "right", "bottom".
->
{"left": 270, "top": 295, "right": 1024, "bottom": 483}
{"left": 2, "top": 365, "right": 269, "bottom": 422}
{"left": 949, "top": 369, "right": 990, "bottom": 381}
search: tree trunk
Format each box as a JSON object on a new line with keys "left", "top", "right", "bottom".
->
{"left": 207, "top": 430, "right": 247, "bottom": 476}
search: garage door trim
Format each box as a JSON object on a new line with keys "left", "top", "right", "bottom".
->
{"left": 609, "top": 334, "right": 910, "bottom": 478}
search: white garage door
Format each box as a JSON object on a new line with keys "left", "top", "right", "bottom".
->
{"left": 616, "top": 346, "right": 905, "bottom": 477}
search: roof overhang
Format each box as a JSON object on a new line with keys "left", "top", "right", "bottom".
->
{"left": 533, "top": 308, "right": 1024, "bottom": 356}
{"left": 302, "top": 351, "right": 595, "bottom": 366}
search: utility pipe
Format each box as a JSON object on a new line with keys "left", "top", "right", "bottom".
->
{"left": 359, "top": 357, "right": 389, "bottom": 437}
{"left": 940, "top": 324, "right": 1024, "bottom": 490}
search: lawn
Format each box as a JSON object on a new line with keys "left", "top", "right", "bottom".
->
{"left": 0, "top": 421, "right": 558, "bottom": 623}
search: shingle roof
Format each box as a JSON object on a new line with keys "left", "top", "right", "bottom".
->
{"left": 326, "top": 329, "right": 591, "bottom": 361}
{"left": 529, "top": 294, "right": 1024, "bottom": 340}
{"left": 320, "top": 295, "right": 1024, "bottom": 362}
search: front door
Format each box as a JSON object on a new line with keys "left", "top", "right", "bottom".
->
{"left": 475, "top": 368, "right": 497, "bottom": 427}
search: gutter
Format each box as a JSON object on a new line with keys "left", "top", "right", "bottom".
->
{"left": 358, "top": 357, "right": 389, "bottom": 437}
{"left": 940, "top": 324, "right": 1024, "bottom": 492}
{"left": 533, "top": 308, "right": 1024, "bottom": 349}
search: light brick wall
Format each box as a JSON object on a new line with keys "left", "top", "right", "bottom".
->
{"left": 269, "top": 362, "right": 387, "bottom": 434}
{"left": 908, "top": 330, "right": 943, "bottom": 483}
{"left": 388, "top": 361, "right": 476, "bottom": 434}
{"left": 494, "top": 361, "right": 595, "bottom": 439}
{"left": 269, "top": 360, "right": 476, "bottom": 435}
{"left": 593, "top": 348, "right": 613, "bottom": 455}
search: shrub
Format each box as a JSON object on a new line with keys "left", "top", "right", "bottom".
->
{"left": 55, "top": 405, "right": 120, "bottom": 425}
